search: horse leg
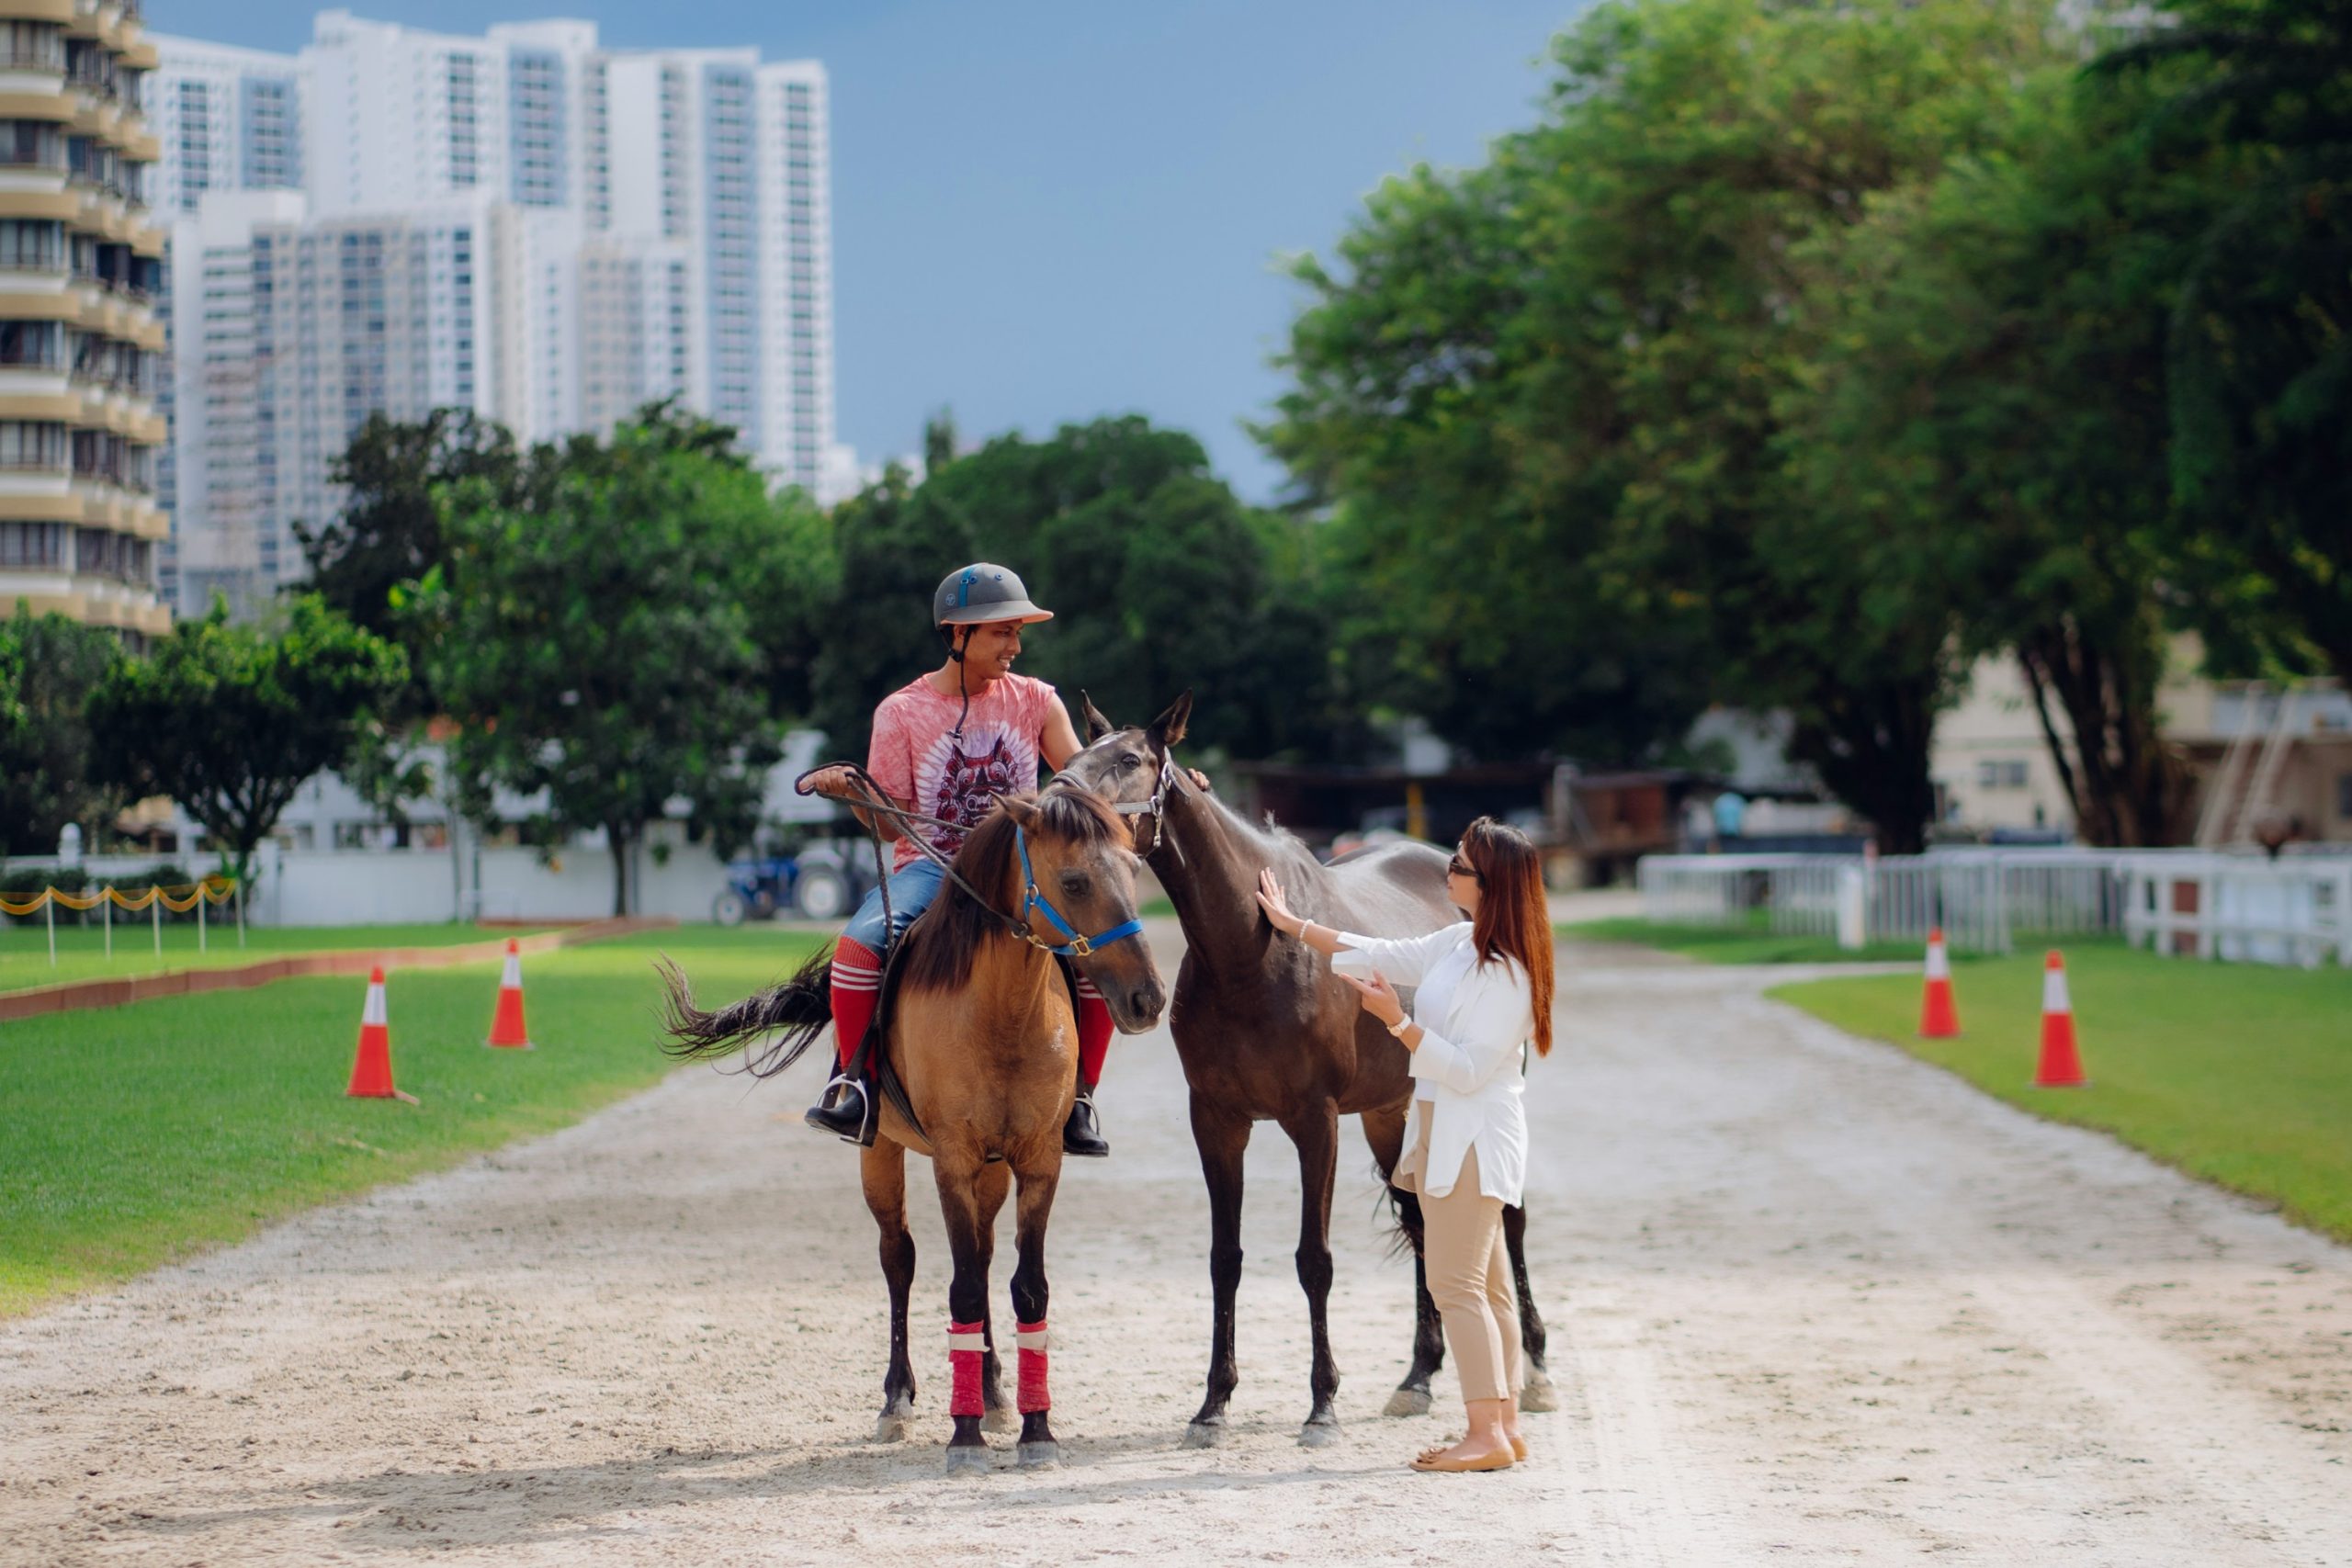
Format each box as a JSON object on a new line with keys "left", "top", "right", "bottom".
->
{"left": 1008, "top": 1156, "right": 1063, "bottom": 1468}
{"left": 862, "top": 1138, "right": 918, "bottom": 1441}
{"left": 1363, "top": 1103, "right": 1444, "bottom": 1417}
{"left": 1182, "top": 1095, "right": 1250, "bottom": 1449}
{"left": 973, "top": 1160, "right": 1017, "bottom": 1434}
{"left": 1503, "top": 1202, "right": 1557, "bottom": 1411}
{"left": 1281, "top": 1104, "right": 1342, "bottom": 1448}
{"left": 934, "top": 1154, "right": 1000, "bottom": 1474}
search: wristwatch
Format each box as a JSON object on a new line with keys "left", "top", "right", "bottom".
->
{"left": 1386, "top": 1015, "right": 1414, "bottom": 1039}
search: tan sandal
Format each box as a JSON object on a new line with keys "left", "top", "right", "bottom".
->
{"left": 1409, "top": 1445, "right": 1516, "bottom": 1473}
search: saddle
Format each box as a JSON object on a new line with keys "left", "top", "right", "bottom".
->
{"left": 842, "top": 916, "right": 1085, "bottom": 1155}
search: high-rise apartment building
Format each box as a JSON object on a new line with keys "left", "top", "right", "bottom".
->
{"left": 0, "top": 0, "right": 169, "bottom": 641}
{"left": 149, "top": 12, "right": 838, "bottom": 616}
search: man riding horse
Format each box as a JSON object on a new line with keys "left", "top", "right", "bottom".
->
{"left": 798, "top": 563, "right": 1117, "bottom": 1156}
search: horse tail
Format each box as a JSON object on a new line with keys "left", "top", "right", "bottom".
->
{"left": 655, "top": 944, "right": 836, "bottom": 1079}
{"left": 1375, "top": 1165, "right": 1423, "bottom": 1260}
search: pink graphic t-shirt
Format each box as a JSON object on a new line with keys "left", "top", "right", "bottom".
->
{"left": 866, "top": 671, "right": 1060, "bottom": 870}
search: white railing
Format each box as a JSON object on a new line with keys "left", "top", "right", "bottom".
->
{"left": 1638, "top": 847, "right": 2349, "bottom": 965}
{"left": 2120, "top": 854, "right": 2352, "bottom": 968}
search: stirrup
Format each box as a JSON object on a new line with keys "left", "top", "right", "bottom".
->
{"left": 805, "top": 1073, "right": 875, "bottom": 1145}
{"left": 1062, "top": 1085, "right": 1109, "bottom": 1158}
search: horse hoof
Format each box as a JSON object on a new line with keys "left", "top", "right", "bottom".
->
{"left": 1383, "top": 1386, "right": 1433, "bottom": 1418}
{"left": 875, "top": 1414, "right": 912, "bottom": 1443}
{"left": 1520, "top": 1372, "right": 1560, "bottom": 1414}
{"left": 1182, "top": 1420, "right": 1226, "bottom": 1450}
{"left": 1018, "top": 1440, "right": 1062, "bottom": 1470}
{"left": 982, "top": 1406, "right": 1018, "bottom": 1435}
{"left": 1298, "top": 1418, "right": 1342, "bottom": 1450}
{"left": 944, "top": 1445, "right": 990, "bottom": 1475}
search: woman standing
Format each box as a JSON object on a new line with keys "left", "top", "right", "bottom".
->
{"left": 1255, "top": 817, "right": 1555, "bottom": 1473}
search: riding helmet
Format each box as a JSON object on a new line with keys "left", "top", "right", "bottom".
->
{"left": 933, "top": 563, "right": 1055, "bottom": 629}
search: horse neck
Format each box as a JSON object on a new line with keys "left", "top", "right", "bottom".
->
{"left": 1152, "top": 783, "right": 1300, "bottom": 979}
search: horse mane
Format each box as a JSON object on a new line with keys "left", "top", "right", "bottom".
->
{"left": 899, "top": 785, "right": 1129, "bottom": 997}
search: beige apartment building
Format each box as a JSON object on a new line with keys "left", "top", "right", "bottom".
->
{"left": 1934, "top": 651, "right": 2352, "bottom": 846}
{"left": 0, "top": 0, "right": 166, "bottom": 641}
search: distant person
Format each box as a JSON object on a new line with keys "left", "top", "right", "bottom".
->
{"left": 1713, "top": 789, "right": 1748, "bottom": 843}
{"left": 1254, "top": 817, "right": 1555, "bottom": 1472}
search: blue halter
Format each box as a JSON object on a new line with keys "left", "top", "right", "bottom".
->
{"left": 1013, "top": 824, "right": 1146, "bottom": 959}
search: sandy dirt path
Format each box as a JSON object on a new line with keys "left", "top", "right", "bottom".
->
{"left": 4, "top": 926, "right": 2349, "bottom": 1566}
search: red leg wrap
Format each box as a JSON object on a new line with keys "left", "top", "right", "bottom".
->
{"left": 948, "top": 1319, "right": 986, "bottom": 1417}
{"left": 1016, "top": 1319, "right": 1050, "bottom": 1414}
{"left": 1076, "top": 980, "right": 1113, "bottom": 1089}
{"left": 830, "top": 939, "right": 882, "bottom": 1072}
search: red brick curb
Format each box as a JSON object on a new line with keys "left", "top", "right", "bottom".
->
{"left": 0, "top": 915, "right": 680, "bottom": 1023}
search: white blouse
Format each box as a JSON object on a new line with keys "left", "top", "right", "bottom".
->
{"left": 1332, "top": 921, "right": 1533, "bottom": 1204}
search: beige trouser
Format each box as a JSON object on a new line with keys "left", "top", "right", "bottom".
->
{"left": 1398, "top": 1103, "right": 1521, "bottom": 1404}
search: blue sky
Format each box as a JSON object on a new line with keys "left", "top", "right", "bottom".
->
{"left": 163, "top": 1, "right": 1583, "bottom": 500}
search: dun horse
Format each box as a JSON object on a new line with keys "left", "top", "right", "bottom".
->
{"left": 658, "top": 786, "right": 1164, "bottom": 1471}
{"left": 1060, "top": 694, "right": 1553, "bottom": 1448}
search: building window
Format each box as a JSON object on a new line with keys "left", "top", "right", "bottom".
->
{"left": 2338, "top": 773, "right": 2352, "bottom": 820}
{"left": 1977, "top": 759, "right": 2029, "bottom": 790}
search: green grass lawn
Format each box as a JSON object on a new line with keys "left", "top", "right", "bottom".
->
{"left": 1772, "top": 948, "right": 2352, "bottom": 1244}
{"left": 1560, "top": 915, "right": 1940, "bottom": 965}
{"left": 0, "top": 925, "right": 822, "bottom": 1316}
{"left": 0, "top": 920, "right": 556, "bottom": 994}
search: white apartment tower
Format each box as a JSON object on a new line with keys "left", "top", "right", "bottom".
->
{"left": 151, "top": 12, "right": 838, "bottom": 615}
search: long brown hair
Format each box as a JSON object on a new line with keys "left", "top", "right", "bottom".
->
{"left": 1459, "top": 817, "right": 1554, "bottom": 1057}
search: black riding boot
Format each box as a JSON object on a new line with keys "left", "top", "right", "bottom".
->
{"left": 1063, "top": 1082, "right": 1109, "bottom": 1158}
{"left": 805, "top": 1070, "right": 877, "bottom": 1146}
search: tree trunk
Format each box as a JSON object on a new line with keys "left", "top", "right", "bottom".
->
{"left": 2015, "top": 612, "right": 2189, "bottom": 848}
{"left": 608, "top": 824, "right": 632, "bottom": 918}
{"left": 1785, "top": 671, "right": 1943, "bottom": 855}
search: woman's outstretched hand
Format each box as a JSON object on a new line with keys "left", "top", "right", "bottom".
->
{"left": 1339, "top": 970, "right": 1407, "bottom": 1029}
{"left": 1255, "top": 869, "right": 1300, "bottom": 935}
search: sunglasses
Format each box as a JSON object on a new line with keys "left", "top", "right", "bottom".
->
{"left": 1446, "top": 854, "right": 1479, "bottom": 880}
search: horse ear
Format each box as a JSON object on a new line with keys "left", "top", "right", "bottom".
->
{"left": 1148, "top": 690, "right": 1193, "bottom": 752}
{"left": 1079, "top": 691, "right": 1114, "bottom": 744}
{"left": 999, "top": 795, "right": 1043, "bottom": 830}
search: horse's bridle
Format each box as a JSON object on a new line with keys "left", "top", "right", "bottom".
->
{"left": 1013, "top": 823, "right": 1144, "bottom": 958}
{"left": 1100, "top": 754, "right": 1179, "bottom": 857}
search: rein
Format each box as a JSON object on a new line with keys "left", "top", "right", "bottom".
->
{"left": 796, "top": 763, "right": 1147, "bottom": 961}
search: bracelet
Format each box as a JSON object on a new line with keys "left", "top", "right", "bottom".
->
{"left": 1295, "top": 919, "right": 1315, "bottom": 942}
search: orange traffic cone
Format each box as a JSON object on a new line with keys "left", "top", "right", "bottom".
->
{"left": 345, "top": 967, "right": 415, "bottom": 1100}
{"left": 2033, "top": 950, "right": 2086, "bottom": 1088}
{"left": 485, "top": 939, "right": 533, "bottom": 1049}
{"left": 1918, "top": 927, "right": 1962, "bottom": 1038}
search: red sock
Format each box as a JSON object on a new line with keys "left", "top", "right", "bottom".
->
{"left": 1076, "top": 976, "right": 1113, "bottom": 1089}
{"left": 831, "top": 939, "right": 882, "bottom": 1073}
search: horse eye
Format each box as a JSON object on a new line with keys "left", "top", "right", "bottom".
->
{"left": 1059, "top": 873, "right": 1091, "bottom": 897}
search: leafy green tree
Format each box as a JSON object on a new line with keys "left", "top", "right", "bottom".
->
{"left": 1268, "top": 0, "right": 2104, "bottom": 846}
{"left": 0, "top": 609, "right": 125, "bottom": 857}
{"left": 1779, "top": 70, "right": 2233, "bottom": 844}
{"left": 293, "top": 409, "right": 537, "bottom": 716}
{"left": 809, "top": 414, "right": 1348, "bottom": 767}
{"left": 2091, "top": 0, "right": 2352, "bottom": 677}
{"left": 422, "top": 406, "right": 816, "bottom": 915}
{"left": 87, "top": 597, "right": 407, "bottom": 886}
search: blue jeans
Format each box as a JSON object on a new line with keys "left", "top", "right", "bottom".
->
{"left": 841, "top": 857, "right": 945, "bottom": 956}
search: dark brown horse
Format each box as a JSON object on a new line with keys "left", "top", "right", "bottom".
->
{"left": 658, "top": 786, "right": 1165, "bottom": 1472}
{"left": 1060, "top": 694, "right": 1553, "bottom": 1448}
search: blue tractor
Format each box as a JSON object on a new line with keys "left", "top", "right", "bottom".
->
{"left": 711, "top": 838, "right": 878, "bottom": 925}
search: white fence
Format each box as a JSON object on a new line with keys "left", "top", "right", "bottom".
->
{"left": 2119, "top": 854, "right": 2352, "bottom": 968}
{"left": 1638, "top": 848, "right": 2348, "bottom": 966}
